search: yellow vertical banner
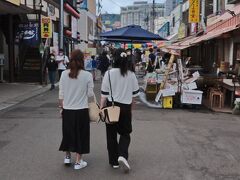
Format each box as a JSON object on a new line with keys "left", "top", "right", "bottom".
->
{"left": 189, "top": 0, "right": 200, "bottom": 23}
{"left": 6, "top": 0, "right": 20, "bottom": 6}
{"left": 41, "top": 17, "right": 52, "bottom": 38}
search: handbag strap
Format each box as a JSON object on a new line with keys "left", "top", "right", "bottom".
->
{"left": 108, "top": 70, "right": 114, "bottom": 106}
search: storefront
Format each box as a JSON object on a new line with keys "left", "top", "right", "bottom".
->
{"left": 0, "top": 0, "right": 34, "bottom": 82}
{"left": 166, "top": 11, "right": 240, "bottom": 113}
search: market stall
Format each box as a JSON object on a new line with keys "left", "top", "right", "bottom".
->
{"left": 143, "top": 52, "right": 203, "bottom": 109}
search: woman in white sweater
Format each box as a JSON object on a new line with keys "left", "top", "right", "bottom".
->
{"left": 59, "top": 49, "right": 94, "bottom": 170}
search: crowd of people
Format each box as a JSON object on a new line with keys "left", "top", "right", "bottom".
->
{"left": 45, "top": 46, "right": 171, "bottom": 90}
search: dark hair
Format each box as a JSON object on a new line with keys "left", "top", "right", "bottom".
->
{"left": 48, "top": 53, "right": 55, "bottom": 59}
{"left": 91, "top": 55, "right": 95, "bottom": 60}
{"left": 59, "top": 48, "right": 63, "bottom": 52}
{"left": 102, "top": 51, "right": 107, "bottom": 56}
{"left": 126, "top": 48, "right": 132, "bottom": 52}
{"left": 113, "top": 48, "right": 128, "bottom": 76}
{"left": 149, "top": 48, "right": 153, "bottom": 53}
{"left": 68, "top": 49, "right": 84, "bottom": 79}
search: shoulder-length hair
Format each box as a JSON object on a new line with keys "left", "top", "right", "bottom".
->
{"left": 113, "top": 48, "right": 128, "bottom": 76}
{"left": 68, "top": 49, "right": 84, "bottom": 79}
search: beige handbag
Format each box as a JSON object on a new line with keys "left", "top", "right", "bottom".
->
{"left": 101, "top": 71, "right": 120, "bottom": 124}
{"left": 101, "top": 103, "right": 120, "bottom": 124}
{"left": 89, "top": 94, "right": 100, "bottom": 123}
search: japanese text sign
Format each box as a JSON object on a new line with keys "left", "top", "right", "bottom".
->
{"left": 189, "top": 0, "right": 200, "bottom": 23}
{"left": 41, "top": 17, "right": 52, "bottom": 38}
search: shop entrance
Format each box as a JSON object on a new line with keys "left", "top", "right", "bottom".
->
{"left": 233, "top": 43, "right": 240, "bottom": 66}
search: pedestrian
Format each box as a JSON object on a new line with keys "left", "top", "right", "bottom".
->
{"left": 148, "top": 48, "right": 156, "bottom": 67}
{"left": 56, "top": 49, "right": 69, "bottom": 79}
{"left": 91, "top": 55, "right": 97, "bottom": 81}
{"left": 100, "top": 48, "right": 140, "bottom": 172}
{"left": 141, "top": 50, "right": 147, "bottom": 69}
{"left": 146, "top": 48, "right": 155, "bottom": 73}
{"left": 98, "top": 51, "right": 110, "bottom": 76}
{"left": 46, "top": 53, "right": 58, "bottom": 90}
{"left": 126, "top": 49, "right": 135, "bottom": 72}
{"left": 155, "top": 49, "right": 162, "bottom": 69}
{"left": 59, "top": 49, "right": 94, "bottom": 170}
{"left": 84, "top": 55, "right": 93, "bottom": 72}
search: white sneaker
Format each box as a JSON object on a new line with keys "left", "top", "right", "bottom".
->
{"left": 112, "top": 165, "right": 120, "bottom": 169}
{"left": 118, "top": 156, "right": 130, "bottom": 173}
{"left": 64, "top": 156, "right": 71, "bottom": 164}
{"left": 74, "top": 160, "right": 88, "bottom": 170}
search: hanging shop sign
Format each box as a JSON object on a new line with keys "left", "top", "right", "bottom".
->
{"left": 158, "top": 22, "right": 170, "bottom": 39}
{"left": 178, "top": 23, "right": 186, "bottom": 39}
{"left": 52, "top": 32, "right": 59, "bottom": 54}
{"left": 6, "top": 0, "right": 20, "bottom": 6}
{"left": 41, "top": 17, "right": 52, "bottom": 38}
{"left": 71, "top": 17, "right": 78, "bottom": 39}
{"left": 16, "top": 22, "right": 39, "bottom": 45}
{"left": 79, "top": 0, "right": 88, "bottom": 10}
{"left": 88, "top": 17, "right": 94, "bottom": 41}
{"left": 48, "top": 4, "right": 55, "bottom": 17}
{"left": 188, "top": 0, "right": 200, "bottom": 23}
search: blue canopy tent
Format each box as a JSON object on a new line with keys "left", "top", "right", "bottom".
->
{"left": 100, "top": 25, "right": 166, "bottom": 41}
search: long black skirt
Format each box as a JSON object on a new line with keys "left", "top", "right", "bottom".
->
{"left": 59, "top": 109, "right": 90, "bottom": 154}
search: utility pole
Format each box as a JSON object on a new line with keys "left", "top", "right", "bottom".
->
{"left": 179, "top": 0, "right": 183, "bottom": 22}
{"left": 201, "top": 0, "right": 206, "bottom": 32}
{"left": 152, "top": 0, "right": 155, "bottom": 33}
{"left": 59, "top": 0, "right": 64, "bottom": 50}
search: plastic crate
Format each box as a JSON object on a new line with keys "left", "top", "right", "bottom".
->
{"left": 146, "top": 92, "right": 157, "bottom": 101}
{"left": 145, "top": 84, "right": 158, "bottom": 93}
{"left": 163, "top": 96, "right": 173, "bottom": 109}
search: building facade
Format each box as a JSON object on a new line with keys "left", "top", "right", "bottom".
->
{"left": 101, "top": 13, "right": 121, "bottom": 31}
{"left": 77, "top": 0, "right": 97, "bottom": 52}
{"left": 167, "top": 0, "right": 240, "bottom": 77}
{"left": 0, "top": 0, "right": 96, "bottom": 83}
{"left": 120, "top": 1, "right": 164, "bottom": 32}
{"left": 164, "top": 0, "right": 180, "bottom": 16}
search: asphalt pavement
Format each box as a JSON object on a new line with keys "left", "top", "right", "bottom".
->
{"left": 0, "top": 81, "right": 240, "bottom": 180}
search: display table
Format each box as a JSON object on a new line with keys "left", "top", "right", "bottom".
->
{"left": 221, "top": 79, "right": 240, "bottom": 106}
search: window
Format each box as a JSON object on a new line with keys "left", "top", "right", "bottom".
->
{"left": 172, "top": 16, "right": 175, "bottom": 27}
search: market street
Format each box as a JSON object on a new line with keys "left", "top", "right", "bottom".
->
{"left": 0, "top": 81, "right": 239, "bottom": 180}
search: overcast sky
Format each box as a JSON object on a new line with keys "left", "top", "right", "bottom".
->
{"left": 101, "top": 0, "right": 165, "bottom": 14}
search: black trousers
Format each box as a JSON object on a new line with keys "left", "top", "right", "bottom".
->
{"left": 106, "top": 124, "right": 131, "bottom": 165}
{"left": 58, "top": 69, "right": 64, "bottom": 80}
{"left": 105, "top": 102, "right": 132, "bottom": 165}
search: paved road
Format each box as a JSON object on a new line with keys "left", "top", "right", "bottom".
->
{"left": 0, "top": 81, "right": 240, "bottom": 180}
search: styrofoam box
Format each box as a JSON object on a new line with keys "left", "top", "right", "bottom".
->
{"left": 181, "top": 90, "right": 203, "bottom": 105}
{"left": 187, "top": 82, "right": 197, "bottom": 90}
{"left": 162, "top": 88, "right": 176, "bottom": 97}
